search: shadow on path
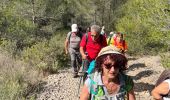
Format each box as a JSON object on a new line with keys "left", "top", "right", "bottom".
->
{"left": 128, "top": 63, "right": 146, "bottom": 71}
{"left": 134, "top": 82, "right": 155, "bottom": 93}
{"left": 132, "top": 70, "right": 154, "bottom": 80}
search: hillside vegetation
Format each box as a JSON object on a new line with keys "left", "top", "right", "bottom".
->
{"left": 0, "top": 0, "right": 170, "bottom": 99}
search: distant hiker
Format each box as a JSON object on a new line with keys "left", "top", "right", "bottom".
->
{"left": 80, "top": 45, "right": 136, "bottom": 100}
{"left": 64, "top": 24, "right": 82, "bottom": 78}
{"left": 100, "top": 26, "right": 107, "bottom": 38}
{"left": 113, "top": 32, "right": 128, "bottom": 54}
{"left": 107, "top": 31, "right": 116, "bottom": 46}
{"left": 152, "top": 69, "right": 170, "bottom": 100}
{"left": 80, "top": 25, "right": 107, "bottom": 80}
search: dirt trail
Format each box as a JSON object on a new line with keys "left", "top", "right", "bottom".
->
{"left": 36, "top": 55, "right": 165, "bottom": 100}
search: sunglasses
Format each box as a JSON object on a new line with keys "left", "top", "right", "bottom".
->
{"left": 103, "top": 63, "right": 117, "bottom": 69}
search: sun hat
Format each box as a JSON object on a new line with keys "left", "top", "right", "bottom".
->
{"left": 96, "top": 45, "right": 124, "bottom": 60}
{"left": 71, "top": 24, "right": 78, "bottom": 32}
{"left": 110, "top": 32, "right": 114, "bottom": 34}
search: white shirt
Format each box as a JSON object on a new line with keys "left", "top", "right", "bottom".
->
{"left": 163, "top": 79, "right": 170, "bottom": 100}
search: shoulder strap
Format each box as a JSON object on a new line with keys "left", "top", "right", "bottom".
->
{"left": 85, "top": 33, "right": 88, "bottom": 45}
{"left": 121, "top": 74, "right": 134, "bottom": 92}
{"left": 89, "top": 72, "right": 99, "bottom": 95}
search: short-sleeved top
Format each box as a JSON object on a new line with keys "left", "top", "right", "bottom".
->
{"left": 85, "top": 72, "right": 134, "bottom": 100}
{"left": 163, "top": 79, "right": 170, "bottom": 100}
{"left": 80, "top": 32, "right": 107, "bottom": 61}
{"left": 113, "top": 37, "right": 127, "bottom": 51}
{"left": 66, "top": 32, "right": 81, "bottom": 49}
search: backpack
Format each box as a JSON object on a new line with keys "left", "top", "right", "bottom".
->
{"left": 107, "top": 34, "right": 114, "bottom": 45}
{"left": 155, "top": 69, "right": 170, "bottom": 98}
{"left": 156, "top": 70, "right": 170, "bottom": 86}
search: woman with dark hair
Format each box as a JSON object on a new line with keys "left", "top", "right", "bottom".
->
{"left": 80, "top": 46, "right": 135, "bottom": 100}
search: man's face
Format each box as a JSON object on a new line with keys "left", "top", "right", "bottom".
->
{"left": 91, "top": 30, "right": 99, "bottom": 41}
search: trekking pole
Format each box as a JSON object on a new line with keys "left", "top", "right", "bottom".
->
{"left": 77, "top": 59, "right": 85, "bottom": 97}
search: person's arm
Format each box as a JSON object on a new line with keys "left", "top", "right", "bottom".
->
{"left": 127, "top": 89, "right": 136, "bottom": 100}
{"left": 65, "top": 32, "right": 70, "bottom": 54}
{"left": 80, "top": 34, "right": 87, "bottom": 59}
{"left": 64, "top": 39, "right": 69, "bottom": 54}
{"left": 80, "top": 46, "right": 87, "bottom": 59}
{"left": 152, "top": 81, "right": 170, "bottom": 100}
{"left": 80, "top": 84, "right": 90, "bottom": 100}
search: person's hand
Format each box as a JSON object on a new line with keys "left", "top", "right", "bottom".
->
{"left": 82, "top": 54, "right": 87, "bottom": 59}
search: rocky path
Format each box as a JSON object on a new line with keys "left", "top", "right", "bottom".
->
{"left": 36, "top": 55, "right": 165, "bottom": 100}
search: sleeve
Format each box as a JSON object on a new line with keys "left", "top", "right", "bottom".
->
{"left": 66, "top": 32, "right": 71, "bottom": 39}
{"left": 85, "top": 78, "right": 91, "bottom": 93}
{"left": 164, "top": 79, "right": 170, "bottom": 90}
{"left": 80, "top": 34, "right": 87, "bottom": 47}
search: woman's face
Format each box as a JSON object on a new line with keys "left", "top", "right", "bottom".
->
{"left": 102, "top": 56, "right": 119, "bottom": 79}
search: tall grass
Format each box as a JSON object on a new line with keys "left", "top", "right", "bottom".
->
{"left": 0, "top": 49, "right": 40, "bottom": 99}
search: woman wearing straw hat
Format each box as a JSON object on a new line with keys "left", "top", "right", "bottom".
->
{"left": 80, "top": 46, "right": 135, "bottom": 100}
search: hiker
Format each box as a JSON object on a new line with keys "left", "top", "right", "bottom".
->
{"left": 151, "top": 70, "right": 170, "bottom": 100}
{"left": 80, "top": 45, "right": 136, "bottom": 100}
{"left": 113, "top": 32, "right": 127, "bottom": 54}
{"left": 107, "top": 31, "right": 116, "bottom": 46}
{"left": 80, "top": 25, "right": 107, "bottom": 79}
{"left": 64, "top": 24, "right": 82, "bottom": 78}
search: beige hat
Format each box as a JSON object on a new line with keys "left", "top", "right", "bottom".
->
{"left": 71, "top": 24, "right": 78, "bottom": 32}
{"left": 96, "top": 45, "right": 124, "bottom": 60}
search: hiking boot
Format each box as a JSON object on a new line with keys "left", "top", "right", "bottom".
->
{"left": 73, "top": 72, "right": 78, "bottom": 78}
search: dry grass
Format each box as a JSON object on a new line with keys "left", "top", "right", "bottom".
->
{"left": 0, "top": 49, "right": 41, "bottom": 100}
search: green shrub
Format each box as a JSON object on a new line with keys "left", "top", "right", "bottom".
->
{"left": 22, "top": 30, "right": 69, "bottom": 73}
{"left": 115, "top": 0, "right": 170, "bottom": 55}
{"left": 0, "top": 50, "right": 40, "bottom": 99}
{"left": 161, "top": 53, "right": 170, "bottom": 68}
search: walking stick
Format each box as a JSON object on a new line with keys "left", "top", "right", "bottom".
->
{"left": 77, "top": 59, "right": 85, "bottom": 97}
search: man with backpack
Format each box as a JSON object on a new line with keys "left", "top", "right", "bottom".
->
{"left": 64, "top": 24, "right": 82, "bottom": 78}
{"left": 80, "top": 25, "right": 107, "bottom": 79}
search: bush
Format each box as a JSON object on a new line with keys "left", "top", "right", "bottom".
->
{"left": 160, "top": 52, "right": 170, "bottom": 68}
{"left": 0, "top": 50, "right": 40, "bottom": 99}
{"left": 22, "top": 30, "right": 70, "bottom": 73}
{"left": 115, "top": 0, "right": 170, "bottom": 55}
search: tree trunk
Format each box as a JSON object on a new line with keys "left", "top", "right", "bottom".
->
{"left": 31, "top": 0, "right": 35, "bottom": 24}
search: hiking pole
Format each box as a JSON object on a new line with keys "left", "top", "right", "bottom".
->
{"left": 77, "top": 60, "right": 85, "bottom": 97}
